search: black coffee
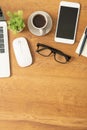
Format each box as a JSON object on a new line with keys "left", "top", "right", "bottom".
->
{"left": 33, "top": 14, "right": 46, "bottom": 28}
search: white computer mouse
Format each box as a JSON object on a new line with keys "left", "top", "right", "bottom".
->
{"left": 13, "top": 37, "right": 32, "bottom": 67}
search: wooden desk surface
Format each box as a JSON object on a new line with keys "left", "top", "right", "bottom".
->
{"left": 0, "top": 0, "right": 87, "bottom": 129}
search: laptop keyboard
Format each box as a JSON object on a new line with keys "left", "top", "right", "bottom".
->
{"left": 0, "top": 27, "right": 5, "bottom": 53}
{"left": 0, "top": 8, "right": 10, "bottom": 77}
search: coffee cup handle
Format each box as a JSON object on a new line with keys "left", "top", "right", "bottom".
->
{"left": 39, "top": 28, "right": 45, "bottom": 36}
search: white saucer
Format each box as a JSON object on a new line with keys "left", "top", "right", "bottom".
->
{"left": 28, "top": 11, "right": 52, "bottom": 36}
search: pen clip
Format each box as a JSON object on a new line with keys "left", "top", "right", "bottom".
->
{"left": 79, "top": 28, "right": 87, "bottom": 56}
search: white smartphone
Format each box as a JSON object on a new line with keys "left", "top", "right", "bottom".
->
{"left": 55, "top": 1, "right": 80, "bottom": 44}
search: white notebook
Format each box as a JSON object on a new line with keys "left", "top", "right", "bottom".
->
{"left": 76, "top": 28, "right": 87, "bottom": 57}
{"left": 0, "top": 8, "right": 10, "bottom": 77}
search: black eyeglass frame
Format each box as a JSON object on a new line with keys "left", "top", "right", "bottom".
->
{"left": 36, "top": 43, "right": 71, "bottom": 64}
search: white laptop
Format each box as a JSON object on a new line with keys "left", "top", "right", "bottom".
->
{"left": 0, "top": 8, "right": 10, "bottom": 77}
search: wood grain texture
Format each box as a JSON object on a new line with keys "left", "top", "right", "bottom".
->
{"left": 0, "top": 0, "right": 87, "bottom": 129}
{"left": 0, "top": 121, "right": 87, "bottom": 130}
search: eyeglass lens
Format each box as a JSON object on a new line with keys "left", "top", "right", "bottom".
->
{"left": 37, "top": 46, "right": 52, "bottom": 56}
{"left": 54, "top": 53, "right": 68, "bottom": 63}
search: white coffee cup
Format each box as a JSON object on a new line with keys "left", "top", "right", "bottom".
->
{"left": 30, "top": 11, "right": 48, "bottom": 36}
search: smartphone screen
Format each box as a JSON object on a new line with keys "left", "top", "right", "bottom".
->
{"left": 55, "top": 1, "right": 80, "bottom": 44}
{"left": 56, "top": 6, "right": 78, "bottom": 39}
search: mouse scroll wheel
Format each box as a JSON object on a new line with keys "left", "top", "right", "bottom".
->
{"left": 18, "top": 41, "right": 22, "bottom": 51}
{"left": 18, "top": 40, "right": 21, "bottom": 44}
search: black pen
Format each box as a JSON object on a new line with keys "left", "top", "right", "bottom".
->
{"left": 79, "top": 28, "right": 87, "bottom": 56}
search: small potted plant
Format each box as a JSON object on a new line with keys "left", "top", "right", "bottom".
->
{"left": 7, "top": 10, "right": 25, "bottom": 34}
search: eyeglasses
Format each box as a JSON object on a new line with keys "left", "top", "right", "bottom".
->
{"left": 36, "top": 43, "right": 71, "bottom": 64}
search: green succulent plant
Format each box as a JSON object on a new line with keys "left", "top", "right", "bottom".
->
{"left": 7, "top": 10, "right": 25, "bottom": 34}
